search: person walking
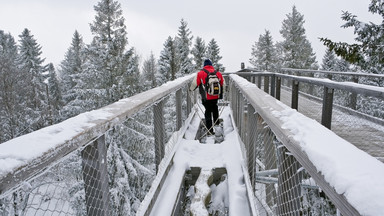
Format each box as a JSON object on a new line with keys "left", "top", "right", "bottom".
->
{"left": 190, "top": 59, "right": 225, "bottom": 135}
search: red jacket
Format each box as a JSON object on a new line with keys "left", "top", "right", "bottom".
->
{"left": 195, "top": 65, "right": 224, "bottom": 100}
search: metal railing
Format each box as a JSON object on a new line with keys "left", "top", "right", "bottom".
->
{"left": 229, "top": 73, "right": 384, "bottom": 215}
{"left": 1, "top": 70, "right": 383, "bottom": 215}
{"left": 236, "top": 69, "right": 384, "bottom": 163}
{"left": 0, "top": 75, "right": 195, "bottom": 216}
{"left": 279, "top": 68, "right": 384, "bottom": 122}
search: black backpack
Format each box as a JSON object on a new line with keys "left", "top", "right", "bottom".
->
{"left": 203, "top": 69, "right": 221, "bottom": 96}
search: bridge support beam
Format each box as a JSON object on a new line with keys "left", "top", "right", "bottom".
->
{"left": 81, "top": 135, "right": 110, "bottom": 216}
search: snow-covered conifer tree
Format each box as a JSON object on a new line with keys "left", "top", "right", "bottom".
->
{"left": 18, "top": 28, "right": 49, "bottom": 131}
{"left": 320, "top": 0, "right": 384, "bottom": 76}
{"left": 279, "top": 6, "right": 318, "bottom": 69}
{"left": 142, "top": 52, "right": 158, "bottom": 90}
{"left": 47, "top": 63, "right": 63, "bottom": 124}
{"left": 0, "top": 31, "right": 24, "bottom": 143}
{"left": 250, "top": 30, "right": 278, "bottom": 71}
{"left": 336, "top": 58, "right": 351, "bottom": 72}
{"left": 206, "top": 38, "right": 225, "bottom": 72}
{"left": 175, "top": 19, "right": 193, "bottom": 77}
{"left": 60, "top": 31, "right": 85, "bottom": 94}
{"left": 120, "top": 47, "right": 140, "bottom": 97}
{"left": 321, "top": 48, "right": 338, "bottom": 71}
{"left": 192, "top": 36, "right": 206, "bottom": 70}
{"left": 158, "top": 36, "right": 177, "bottom": 83}
{"left": 59, "top": 31, "right": 88, "bottom": 119}
{"left": 85, "top": 0, "right": 137, "bottom": 106}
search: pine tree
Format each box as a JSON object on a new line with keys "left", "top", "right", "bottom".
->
{"left": 60, "top": 31, "right": 85, "bottom": 94}
{"left": 158, "top": 36, "right": 177, "bottom": 83}
{"left": 250, "top": 30, "right": 278, "bottom": 71}
{"left": 175, "top": 19, "right": 194, "bottom": 77}
{"left": 86, "top": 0, "right": 135, "bottom": 106}
{"left": 192, "top": 36, "right": 206, "bottom": 70}
{"left": 47, "top": 63, "right": 63, "bottom": 124}
{"left": 321, "top": 48, "right": 338, "bottom": 71}
{"left": 18, "top": 28, "right": 49, "bottom": 131}
{"left": 120, "top": 47, "right": 140, "bottom": 97}
{"left": 206, "top": 38, "right": 225, "bottom": 72}
{"left": 59, "top": 31, "right": 88, "bottom": 119}
{"left": 280, "top": 6, "right": 318, "bottom": 69}
{"left": 142, "top": 52, "right": 158, "bottom": 90}
{"left": 0, "top": 31, "right": 24, "bottom": 143}
{"left": 320, "top": 0, "right": 384, "bottom": 75}
{"left": 336, "top": 58, "right": 351, "bottom": 72}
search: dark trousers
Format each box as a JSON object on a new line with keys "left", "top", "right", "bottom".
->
{"left": 202, "top": 99, "right": 219, "bottom": 131}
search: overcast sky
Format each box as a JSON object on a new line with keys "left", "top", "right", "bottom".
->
{"left": 0, "top": 0, "right": 381, "bottom": 72}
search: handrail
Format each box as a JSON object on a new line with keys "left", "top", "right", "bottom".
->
{"left": 231, "top": 71, "right": 384, "bottom": 99}
{"left": 229, "top": 74, "right": 384, "bottom": 215}
{"left": 0, "top": 74, "right": 195, "bottom": 196}
{"left": 280, "top": 67, "right": 384, "bottom": 79}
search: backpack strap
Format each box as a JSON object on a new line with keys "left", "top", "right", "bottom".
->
{"left": 202, "top": 68, "right": 217, "bottom": 75}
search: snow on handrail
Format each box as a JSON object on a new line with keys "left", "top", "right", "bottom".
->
{"left": 0, "top": 74, "right": 195, "bottom": 196}
{"left": 230, "top": 74, "right": 384, "bottom": 216}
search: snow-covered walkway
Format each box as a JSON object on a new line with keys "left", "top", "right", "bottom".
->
{"left": 147, "top": 106, "right": 254, "bottom": 215}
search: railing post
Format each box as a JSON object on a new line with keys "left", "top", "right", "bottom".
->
{"left": 81, "top": 135, "right": 110, "bottom": 216}
{"left": 348, "top": 76, "right": 358, "bottom": 110}
{"left": 271, "top": 75, "right": 276, "bottom": 97}
{"left": 176, "top": 89, "right": 182, "bottom": 130}
{"left": 247, "top": 105, "right": 257, "bottom": 188}
{"left": 257, "top": 76, "right": 262, "bottom": 88}
{"left": 291, "top": 80, "right": 299, "bottom": 110}
{"left": 322, "top": 87, "right": 334, "bottom": 129}
{"left": 308, "top": 73, "right": 314, "bottom": 95}
{"left": 240, "top": 97, "right": 246, "bottom": 141}
{"left": 237, "top": 90, "right": 242, "bottom": 133}
{"left": 187, "top": 88, "right": 192, "bottom": 115}
{"left": 276, "top": 146, "right": 302, "bottom": 216}
{"left": 154, "top": 100, "right": 165, "bottom": 173}
{"left": 276, "top": 77, "right": 281, "bottom": 100}
{"left": 264, "top": 76, "right": 270, "bottom": 94}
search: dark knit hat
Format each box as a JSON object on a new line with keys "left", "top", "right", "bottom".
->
{"left": 204, "top": 59, "right": 212, "bottom": 66}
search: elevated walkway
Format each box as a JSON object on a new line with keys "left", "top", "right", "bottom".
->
{"left": 1, "top": 72, "right": 384, "bottom": 216}
{"left": 138, "top": 105, "right": 256, "bottom": 215}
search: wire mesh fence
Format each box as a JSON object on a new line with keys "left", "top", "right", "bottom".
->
{"left": 0, "top": 80, "right": 193, "bottom": 216}
{"left": 280, "top": 68, "right": 384, "bottom": 119}
{"left": 240, "top": 70, "right": 384, "bottom": 162}
{"left": 229, "top": 75, "right": 355, "bottom": 215}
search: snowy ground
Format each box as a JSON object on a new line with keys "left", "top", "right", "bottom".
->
{"left": 141, "top": 105, "right": 255, "bottom": 216}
